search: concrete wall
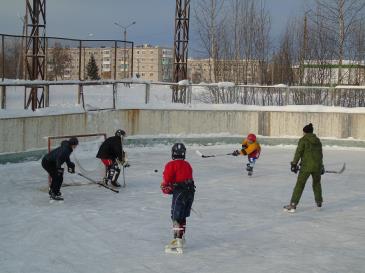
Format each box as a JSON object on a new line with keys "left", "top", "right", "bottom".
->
{"left": 1, "top": 109, "right": 365, "bottom": 153}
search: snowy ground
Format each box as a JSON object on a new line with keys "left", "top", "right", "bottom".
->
{"left": 0, "top": 144, "right": 364, "bottom": 273}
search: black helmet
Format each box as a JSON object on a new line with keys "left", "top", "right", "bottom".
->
{"left": 115, "top": 129, "right": 126, "bottom": 137}
{"left": 171, "top": 143, "right": 186, "bottom": 160}
{"left": 69, "top": 137, "right": 79, "bottom": 146}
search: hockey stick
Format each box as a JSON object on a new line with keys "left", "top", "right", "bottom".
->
{"left": 325, "top": 163, "right": 346, "bottom": 174}
{"left": 77, "top": 173, "right": 119, "bottom": 193}
{"left": 196, "top": 150, "right": 233, "bottom": 158}
{"left": 122, "top": 166, "right": 126, "bottom": 188}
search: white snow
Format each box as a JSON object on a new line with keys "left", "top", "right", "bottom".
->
{"left": 2, "top": 82, "right": 365, "bottom": 118}
{"left": 178, "top": 79, "right": 190, "bottom": 86}
{"left": 0, "top": 144, "right": 364, "bottom": 273}
{"left": 217, "top": 81, "right": 235, "bottom": 88}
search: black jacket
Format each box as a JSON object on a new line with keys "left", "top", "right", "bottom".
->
{"left": 43, "top": 140, "right": 74, "bottom": 169}
{"left": 96, "top": 136, "right": 125, "bottom": 161}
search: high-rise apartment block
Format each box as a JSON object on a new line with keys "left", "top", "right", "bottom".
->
{"left": 47, "top": 44, "right": 173, "bottom": 82}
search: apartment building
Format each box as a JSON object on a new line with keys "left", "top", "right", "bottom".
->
{"left": 188, "top": 58, "right": 261, "bottom": 84}
{"left": 133, "top": 44, "right": 173, "bottom": 82}
{"left": 47, "top": 45, "right": 173, "bottom": 82}
{"left": 294, "top": 60, "right": 365, "bottom": 85}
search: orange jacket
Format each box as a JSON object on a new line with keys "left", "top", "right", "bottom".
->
{"left": 240, "top": 139, "right": 261, "bottom": 158}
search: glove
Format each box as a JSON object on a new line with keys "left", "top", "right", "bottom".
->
{"left": 161, "top": 183, "right": 173, "bottom": 194}
{"left": 67, "top": 162, "right": 75, "bottom": 173}
{"left": 321, "top": 166, "right": 325, "bottom": 175}
{"left": 117, "top": 159, "right": 130, "bottom": 168}
{"left": 57, "top": 168, "right": 64, "bottom": 176}
{"left": 232, "top": 150, "right": 240, "bottom": 156}
{"left": 290, "top": 163, "right": 299, "bottom": 174}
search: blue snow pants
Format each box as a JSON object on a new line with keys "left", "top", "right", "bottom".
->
{"left": 171, "top": 181, "right": 195, "bottom": 221}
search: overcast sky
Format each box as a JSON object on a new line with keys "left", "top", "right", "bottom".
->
{"left": 0, "top": 0, "right": 311, "bottom": 55}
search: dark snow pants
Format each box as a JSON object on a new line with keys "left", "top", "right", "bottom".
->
{"left": 290, "top": 170, "right": 322, "bottom": 205}
{"left": 171, "top": 181, "right": 195, "bottom": 238}
{"left": 42, "top": 158, "right": 63, "bottom": 194}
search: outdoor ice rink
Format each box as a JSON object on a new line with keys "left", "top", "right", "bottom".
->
{"left": 1, "top": 144, "right": 364, "bottom": 273}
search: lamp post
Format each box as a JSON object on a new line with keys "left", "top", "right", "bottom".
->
{"left": 114, "top": 21, "right": 136, "bottom": 78}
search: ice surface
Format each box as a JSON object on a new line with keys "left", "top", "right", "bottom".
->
{"left": 0, "top": 144, "right": 364, "bottom": 273}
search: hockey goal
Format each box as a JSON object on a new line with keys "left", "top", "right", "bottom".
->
{"left": 47, "top": 133, "right": 107, "bottom": 186}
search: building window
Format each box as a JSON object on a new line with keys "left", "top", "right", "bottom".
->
{"left": 120, "top": 64, "right": 129, "bottom": 70}
{"left": 150, "top": 73, "right": 153, "bottom": 76}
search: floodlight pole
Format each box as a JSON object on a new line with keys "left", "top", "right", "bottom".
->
{"left": 114, "top": 21, "right": 136, "bottom": 78}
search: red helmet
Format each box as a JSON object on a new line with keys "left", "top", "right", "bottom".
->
{"left": 247, "top": 133, "right": 256, "bottom": 142}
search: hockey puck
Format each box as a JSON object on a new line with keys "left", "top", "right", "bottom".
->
{"left": 154, "top": 169, "right": 158, "bottom": 173}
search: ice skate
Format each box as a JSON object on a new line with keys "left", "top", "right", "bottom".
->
{"left": 111, "top": 180, "right": 121, "bottom": 188}
{"left": 246, "top": 164, "right": 253, "bottom": 176}
{"left": 49, "top": 190, "right": 64, "bottom": 203}
{"left": 165, "top": 238, "right": 183, "bottom": 254}
{"left": 283, "top": 203, "right": 296, "bottom": 213}
{"left": 102, "top": 177, "right": 109, "bottom": 186}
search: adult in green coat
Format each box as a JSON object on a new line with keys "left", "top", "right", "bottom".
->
{"left": 284, "top": 123, "right": 324, "bottom": 212}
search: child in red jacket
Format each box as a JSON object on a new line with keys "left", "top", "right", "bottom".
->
{"left": 161, "top": 143, "right": 195, "bottom": 254}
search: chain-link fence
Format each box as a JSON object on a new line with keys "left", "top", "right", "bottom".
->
{"left": 2, "top": 81, "right": 365, "bottom": 110}
{"left": 0, "top": 34, "right": 134, "bottom": 81}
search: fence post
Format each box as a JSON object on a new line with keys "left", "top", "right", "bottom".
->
{"left": 79, "top": 41, "right": 82, "bottom": 81}
{"left": 0, "top": 85, "right": 6, "bottom": 109}
{"left": 285, "top": 86, "right": 290, "bottom": 106}
{"left": 78, "top": 84, "right": 85, "bottom": 109}
{"left": 1, "top": 34, "right": 4, "bottom": 82}
{"left": 44, "top": 84, "right": 49, "bottom": 107}
{"left": 187, "top": 84, "right": 192, "bottom": 104}
{"left": 145, "top": 83, "right": 150, "bottom": 104}
{"left": 330, "top": 87, "right": 336, "bottom": 106}
{"left": 113, "top": 82, "right": 117, "bottom": 109}
{"left": 114, "top": 41, "right": 117, "bottom": 80}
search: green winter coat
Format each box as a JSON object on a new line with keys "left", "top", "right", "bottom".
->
{"left": 292, "top": 133, "right": 323, "bottom": 173}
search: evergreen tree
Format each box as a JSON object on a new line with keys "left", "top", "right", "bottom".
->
{"left": 86, "top": 54, "right": 100, "bottom": 80}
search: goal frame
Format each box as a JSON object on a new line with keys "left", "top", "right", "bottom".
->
{"left": 46, "top": 133, "right": 107, "bottom": 185}
{"left": 47, "top": 133, "right": 107, "bottom": 152}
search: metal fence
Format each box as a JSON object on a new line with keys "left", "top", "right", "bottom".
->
{"left": 0, "top": 34, "right": 134, "bottom": 81}
{"left": 191, "top": 85, "right": 365, "bottom": 108}
{"left": 1, "top": 80, "right": 365, "bottom": 110}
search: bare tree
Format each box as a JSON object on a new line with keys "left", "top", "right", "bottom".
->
{"left": 253, "top": 1, "right": 271, "bottom": 84}
{"left": 2, "top": 38, "right": 23, "bottom": 79}
{"left": 48, "top": 42, "right": 72, "bottom": 80}
{"left": 193, "top": 0, "right": 271, "bottom": 84}
{"left": 194, "top": 0, "right": 226, "bottom": 82}
{"left": 311, "top": 0, "right": 365, "bottom": 84}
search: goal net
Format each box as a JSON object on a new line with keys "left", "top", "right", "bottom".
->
{"left": 47, "top": 133, "right": 107, "bottom": 186}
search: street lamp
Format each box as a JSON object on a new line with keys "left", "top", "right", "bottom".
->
{"left": 114, "top": 21, "right": 136, "bottom": 78}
